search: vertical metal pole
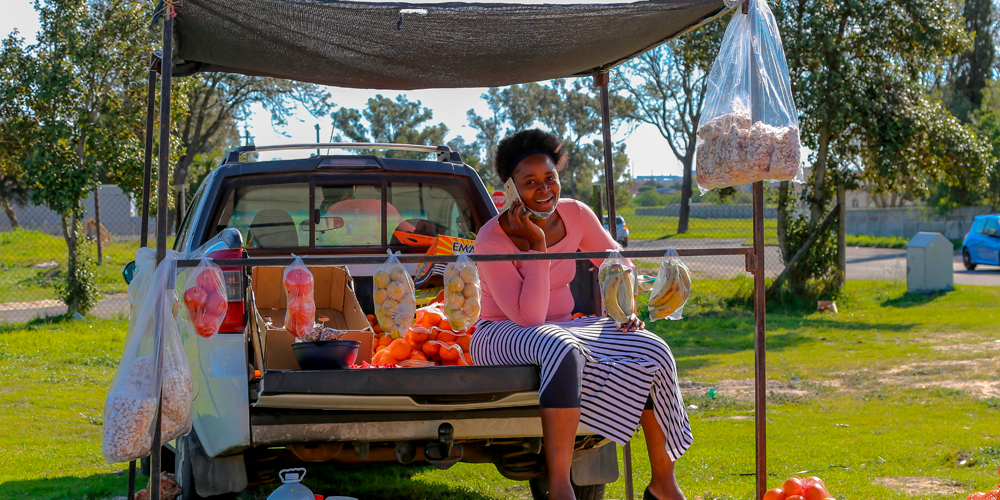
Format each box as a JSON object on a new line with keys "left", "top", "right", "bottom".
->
{"left": 595, "top": 71, "right": 631, "bottom": 500}
{"left": 752, "top": 181, "right": 766, "bottom": 500}
{"left": 94, "top": 182, "right": 103, "bottom": 265}
{"left": 596, "top": 72, "right": 618, "bottom": 243}
{"left": 140, "top": 58, "right": 157, "bottom": 249}
{"left": 151, "top": 12, "right": 173, "bottom": 500}
{"left": 746, "top": 1, "right": 767, "bottom": 499}
{"left": 315, "top": 123, "right": 321, "bottom": 157}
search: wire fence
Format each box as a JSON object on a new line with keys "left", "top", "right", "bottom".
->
{"left": 0, "top": 184, "right": 783, "bottom": 324}
{"left": 0, "top": 185, "right": 154, "bottom": 324}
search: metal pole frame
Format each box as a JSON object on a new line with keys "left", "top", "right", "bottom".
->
{"left": 744, "top": 0, "right": 768, "bottom": 498}
{"left": 150, "top": 6, "right": 175, "bottom": 500}
{"left": 140, "top": 11, "right": 769, "bottom": 500}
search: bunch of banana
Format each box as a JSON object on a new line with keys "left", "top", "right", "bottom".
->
{"left": 601, "top": 262, "right": 637, "bottom": 326}
{"left": 648, "top": 259, "right": 692, "bottom": 320}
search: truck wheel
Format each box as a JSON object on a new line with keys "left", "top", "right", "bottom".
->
{"left": 963, "top": 248, "right": 977, "bottom": 270}
{"left": 528, "top": 477, "right": 605, "bottom": 500}
{"left": 176, "top": 431, "right": 245, "bottom": 500}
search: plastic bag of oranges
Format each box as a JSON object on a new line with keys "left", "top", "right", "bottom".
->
{"left": 425, "top": 340, "right": 473, "bottom": 366}
{"left": 443, "top": 254, "right": 481, "bottom": 332}
{"left": 283, "top": 255, "right": 316, "bottom": 338}
{"left": 373, "top": 251, "right": 417, "bottom": 339}
{"left": 182, "top": 257, "right": 228, "bottom": 338}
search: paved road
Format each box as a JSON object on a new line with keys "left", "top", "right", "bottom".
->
{"left": 845, "top": 247, "right": 1000, "bottom": 286}
{"left": 0, "top": 293, "right": 128, "bottom": 324}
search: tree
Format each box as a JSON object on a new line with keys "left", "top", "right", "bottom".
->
{"left": 331, "top": 95, "right": 450, "bottom": 159}
{"left": 615, "top": 20, "right": 725, "bottom": 234}
{"left": 466, "top": 80, "right": 635, "bottom": 207}
{"left": 173, "top": 74, "right": 331, "bottom": 224}
{"left": 768, "top": 0, "right": 993, "bottom": 295}
{"left": 0, "top": 175, "right": 30, "bottom": 229}
{"left": 0, "top": 0, "right": 159, "bottom": 314}
{"left": 946, "top": 0, "right": 996, "bottom": 123}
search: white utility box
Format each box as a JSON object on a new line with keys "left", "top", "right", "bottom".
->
{"left": 906, "top": 232, "right": 954, "bottom": 294}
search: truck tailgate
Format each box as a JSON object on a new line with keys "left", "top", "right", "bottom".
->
{"left": 256, "top": 365, "right": 541, "bottom": 411}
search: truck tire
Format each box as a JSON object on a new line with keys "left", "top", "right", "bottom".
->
{"left": 176, "top": 431, "right": 246, "bottom": 500}
{"left": 528, "top": 478, "right": 606, "bottom": 500}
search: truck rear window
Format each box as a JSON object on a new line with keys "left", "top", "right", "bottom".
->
{"left": 213, "top": 181, "right": 475, "bottom": 250}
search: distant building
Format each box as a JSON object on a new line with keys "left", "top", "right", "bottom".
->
{"left": 632, "top": 175, "right": 682, "bottom": 196}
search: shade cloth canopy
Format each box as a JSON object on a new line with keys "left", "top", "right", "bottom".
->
{"left": 169, "top": 0, "right": 728, "bottom": 89}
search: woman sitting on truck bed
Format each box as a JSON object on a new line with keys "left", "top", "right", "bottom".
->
{"left": 472, "top": 129, "right": 692, "bottom": 500}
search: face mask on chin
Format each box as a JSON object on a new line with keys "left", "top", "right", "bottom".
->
{"left": 524, "top": 202, "right": 558, "bottom": 219}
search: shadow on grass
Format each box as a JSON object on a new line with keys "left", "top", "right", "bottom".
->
{"left": 0, "top": 312, "right": 76, "bottom": 333}
{"left": 239, "top": 462, "right": 501, "bottom": 500}
{"left": 0, "top": 464, "right": 502, "bottom": 500}
{"left": 881, "top": 289, "right": 951, "bottom": 308}
{"left": 0, "top": 470, "right": 134, "bottom": 500}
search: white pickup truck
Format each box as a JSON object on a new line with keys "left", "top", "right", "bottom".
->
{"left": 151, "top": 144, "right": 617, "bottom": 500}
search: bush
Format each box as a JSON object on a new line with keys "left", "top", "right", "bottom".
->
{"left": 634, "top": 190, "right": 670, "bottom": 207}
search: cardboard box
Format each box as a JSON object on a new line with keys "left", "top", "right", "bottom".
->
{"left": 251, "top": 266, "right": 374, "bottom": 370}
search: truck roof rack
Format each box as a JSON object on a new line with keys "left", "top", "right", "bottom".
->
{"left": 224, "top": 143, "right": 461, "bottom": 164}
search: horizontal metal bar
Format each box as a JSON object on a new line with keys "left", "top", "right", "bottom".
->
{"left": 251, "top": 143, "right": 445, "bottom": 153}
{"left": 177, "top": 247, "right": 753, "bottom": 268}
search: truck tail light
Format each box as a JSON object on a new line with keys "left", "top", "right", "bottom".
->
{"left": 207, "top": 248, "right": 246, "bottom": 333}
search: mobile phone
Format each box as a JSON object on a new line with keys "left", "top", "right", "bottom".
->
{"left": 503, "top": 177, "right": 522, "bottom": 210}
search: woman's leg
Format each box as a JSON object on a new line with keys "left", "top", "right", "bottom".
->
{"left": 641, "top": 409, "right": 686, "bottom": 500}
{"left": 541, "top": 407, "right": 581, "bottom": 500}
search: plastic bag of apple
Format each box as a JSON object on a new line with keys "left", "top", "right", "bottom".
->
{"left": 366, "top": 303, "right": 475, "bottom": 367}
{"left": 765, "top": 477, "right": 835, "bottom": 500}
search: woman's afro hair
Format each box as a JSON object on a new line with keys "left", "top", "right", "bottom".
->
{"left": 494, "top": 129, "right": 568, "bottom": 182}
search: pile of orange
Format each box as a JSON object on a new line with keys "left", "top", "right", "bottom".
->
{"left": 368, "top": 303, "right": 475, "bottom": 367}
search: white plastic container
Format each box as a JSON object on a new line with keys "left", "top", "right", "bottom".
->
{"left": 267, "top": 468, "right": 315, "bottom": 500}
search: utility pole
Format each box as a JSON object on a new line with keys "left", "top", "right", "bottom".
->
{"left": 315, "top": 124, "right": 321, "bottom": 157}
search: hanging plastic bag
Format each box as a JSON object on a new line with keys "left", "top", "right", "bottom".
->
{"left": 372, "top": 250, "right": 416, "bottom": 339}
{"left": 283, "top": 254, "right": 316, "bottom": 338}
{"left": 442, "top": 254, "right": 481, "bottom": 332}
{"left": 696, "top": 0, "right": 802, "bottom": 193}
{"left": 182, "top": 258, "right": 228, "bottom": 338}
{"left": 599, "top": 250, "right": 638, "bottom": 327}
{"left": 648, "top": 249, "right": 692, "bottom": 321}
{"left": 103, "top": 256, "right": 193, "bottom": 464}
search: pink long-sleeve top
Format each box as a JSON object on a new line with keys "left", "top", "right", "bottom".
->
{"left": 475, "top": 199, "right": 620, "bottom": 327}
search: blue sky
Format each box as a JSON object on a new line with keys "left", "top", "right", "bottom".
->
{"left": 2, "top": 0, "right": 684, "bottom": 176}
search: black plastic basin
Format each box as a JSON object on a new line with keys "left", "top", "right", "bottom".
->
{"left": 292, "top": 340, "right": 361, "bottom": 370}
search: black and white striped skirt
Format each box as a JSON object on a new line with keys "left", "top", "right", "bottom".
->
{"left": 470, "top": 316, "right": 693, "bottom": 460}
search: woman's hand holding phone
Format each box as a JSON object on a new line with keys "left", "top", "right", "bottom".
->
{"left": 507, "top": 199, "right": 546, "bottom": 252}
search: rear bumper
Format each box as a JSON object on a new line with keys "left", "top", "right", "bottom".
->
{"left": 249, "top": 407, "right": 593, "bottom": 445}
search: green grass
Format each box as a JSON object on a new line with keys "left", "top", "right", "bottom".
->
{"left": 3, "top": 281, "right": 1000, "bottom": 499}
{"left": 844, "top": 234, "right": 965, "bottom": 251}
{"left": 617, "top": 205, "right": 779, "bottom": 245}
{"left": 0, "top": 230, "right": 171, "bottom": 304}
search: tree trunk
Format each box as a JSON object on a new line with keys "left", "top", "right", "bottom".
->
{"left": 836, "top": 179, "right": 846, "bottom": 286}
{"left": 810, "top": 130, "right": 832, "bottom": 226}
{"left": 2, "top": 198, "right": 20, "bottom": 229}
{"left": 175, "top": 185, "right": 186, "bottom": 234}
{"left": 777, "top": 181, "right": 790, "bottom": 262}
{"left": 94, "top": 184, "right": 103, "bottom": 265}
{"left": 678, "top": 153, "right": 694, "bottom": 234}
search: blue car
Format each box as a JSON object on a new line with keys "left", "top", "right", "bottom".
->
{"left": 962, "top": 214, "right": 1000, "bottom": 270}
